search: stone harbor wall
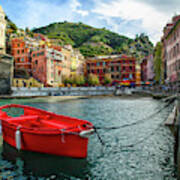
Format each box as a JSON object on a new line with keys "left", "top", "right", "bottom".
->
{"left": 0, "top": 54, "right": 13, "bottom": 95}
{"left": 11, "top": 86, "right": 116, "bottom": 97}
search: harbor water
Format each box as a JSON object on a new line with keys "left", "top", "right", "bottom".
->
{"left": 0, "top": 97, "right": 176, "bottom": 179}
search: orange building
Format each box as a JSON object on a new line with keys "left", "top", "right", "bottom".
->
{"left": 85, "top": 55, "right": 136, "bottom": 85}
{"left": 11, "top": 38, "right": 31, "bottom": 74}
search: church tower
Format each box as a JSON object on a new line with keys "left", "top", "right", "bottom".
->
{"left": 0, "top": 5, "right": 6, "bottom": 54}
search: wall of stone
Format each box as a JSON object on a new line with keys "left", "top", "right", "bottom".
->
{"left": 11, "top": 87, "right": 116, "bottom": 97}
{"left": 0, "top": 57, "right": 13, "bottom": 94}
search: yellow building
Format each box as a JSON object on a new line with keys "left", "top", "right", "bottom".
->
{"left": 13, "top": 77, "right": 44, "bottom": 88}
{"left": 0, "top": 5, "right": 6, "bottom": 54}
{"left": 61, "top": 46, "right": 72, "bottom": 78}
{"left": 136, "top": 64, "right": 141, "bottom": 86}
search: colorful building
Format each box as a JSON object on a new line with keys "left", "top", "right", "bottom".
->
{"left": 161, "top": 15, "right": 180, "bottom": 85}
{"left": 135, "top": 64, "right": 141, "bottom": 86}
{"left": 71, "top": 49, "right": 84, "bottom": 75}
{"left": 61, "top": 46, "right": 72, "bottom": 78}
{"left": 147, "top": 54, "right": 154, "bottom": 81}
{"left": 0, "top": 5, "right": 6, "bottom": 54}
{"left": 85, "top": 55, "right": 136, "bottom": 85}
{"left": 11, "top": 38, "right": 31, "bottom": 74}
{"left": 13, "top": 77, "right": 44, "bottom": 87}
{"left": 31, "top": 47, "right": 64, "bottom": 87}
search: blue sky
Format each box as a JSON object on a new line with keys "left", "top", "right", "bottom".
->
{"left": 1, "top": 0, "right": 180, "bottom": 44}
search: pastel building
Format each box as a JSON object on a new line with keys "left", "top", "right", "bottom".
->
{"left": 162, "top": 15, "right": 180, "bottom": 84}
{"left": 31, "top": 47, "right": 64, "bottom": 87}
{"left": 140, "top": 58, "right": 147, "bottom": 82}
{"left": 0, "top": 5, "right": 6, "bottom": 54}
{"left": 71, "top": 49, "right": 84, "bottom": 75}
{"left": 147, "top": 54, "right": 154, "bottom": 81}
{"left": 140, "top": 55, "right": 154, "bottom": 83}
{"left": 85, "top": 55, "right": 136, "bottom": 84}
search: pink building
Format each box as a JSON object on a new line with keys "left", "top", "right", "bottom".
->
{"left": 31, "top": 47, "right": 64, "bottom": 87}
{"left": 162, "top": 15, "right": 180, "bottom": 84}
{"left": 147, "top": 54, "right": 154, "bottom": 81}
{"left": 140, "top": 58, "right": 147, "bottom": 82}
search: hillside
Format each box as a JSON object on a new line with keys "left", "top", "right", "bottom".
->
{"left": 33, "top": 22, "right": 154, "bottom": 59}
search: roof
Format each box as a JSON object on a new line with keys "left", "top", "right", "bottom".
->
{"left": 86, "top": 54, "right": 136, "bottom": 62}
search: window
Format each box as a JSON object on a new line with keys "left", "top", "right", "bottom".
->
{"left": 97, "top": 69, "right": 100, "bottom": 74}
{"left": 21, "top": 58, "right": 24, "bottom": 62}
{"left": 111, "top": 74, "right": 114, "bottom": 79}
{"left": 17, "top": 50, "right": 20, "bottom": 54}
{"left": 111, "top": 67, "right": 114, "bottom": 72}
{"left": 97, "top": 62, "right": 100, "bottom": 66}
{"left": 103, "top": 62, "right": 106, "bottom": 66}
{"left": 35, "top": 60, "right": 38, "bottom": 65}
{"left": 22, "top": 50, "right": 24, "bottom": 54}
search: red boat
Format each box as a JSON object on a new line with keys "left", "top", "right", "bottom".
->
{"left": 0, "top": 104, "right": 94, "bottom": 158}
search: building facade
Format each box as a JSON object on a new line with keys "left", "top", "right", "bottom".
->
{"left": 0, "top": 6, "right": 6, "bottom": 54}
{"left": 147, "top": 54, "right": 154, "bottom": 81}
{"left": 85, "top": 55, "right": 136, "bottom": 85}
{"left": 162, "top": 15, "right": 180, "bottom": 85}
{"left": 31, "top": 47, "right": 64, "bottom": 87}
{"left": 11, "top": 38, "right": 31, "bottom": 74}
{"left": 140, "top": 58, "right": 147, "bottom": 82}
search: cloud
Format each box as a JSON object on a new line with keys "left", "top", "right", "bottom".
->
{"left": 71, "top": 0, "right": 89, "bottom": 16}
{"left": 93, "top": 0, "right": 171, "bottom": 43}
{"left": 15, "top": 0, "right": 88, "bottom": 28}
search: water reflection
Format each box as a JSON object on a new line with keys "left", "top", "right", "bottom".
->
{"left": 2, "top": 142, "right": 88, "bottom": 178}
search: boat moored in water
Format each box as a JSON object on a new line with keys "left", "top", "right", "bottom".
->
{"left": 0, "top": 104, "right": 94, "bottom": 158}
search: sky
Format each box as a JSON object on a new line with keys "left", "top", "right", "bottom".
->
{"left": 1, "top": 0, "right": 180, "bottom": 44}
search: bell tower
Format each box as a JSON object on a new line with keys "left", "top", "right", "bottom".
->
{"left": 0, "top": 5, "right": 6, "bottom": 54}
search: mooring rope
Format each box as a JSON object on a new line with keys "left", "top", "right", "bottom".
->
{"left": 94, "top": 100, "right": 173, "bottom": 131}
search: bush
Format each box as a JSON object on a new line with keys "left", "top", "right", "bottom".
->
{"left": 87, "top": 74, "right": 99, "bottom": 86}
{"left": 104, "top": 74, "right": 112, "bottom": 85}
{"left": 62, "top": 74, "right": 85, "bottom": 86}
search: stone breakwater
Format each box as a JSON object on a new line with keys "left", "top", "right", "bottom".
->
{"left": 11, "top": 87, "right": 116, "bottom": 97}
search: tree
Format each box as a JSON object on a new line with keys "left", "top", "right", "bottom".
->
{"left": 87, "top": 74, "right": 99, "bottom": 86}
{"left": 104, "top": 74, "right": 112, "bottom": 85}
{"left": 154, "top": 42, "right": 162, "bottom": 84}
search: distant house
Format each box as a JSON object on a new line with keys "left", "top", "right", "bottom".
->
{"left": 161, "top": 15, "right": 180, "bottom": 85}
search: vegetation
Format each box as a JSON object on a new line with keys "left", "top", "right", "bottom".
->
{"left": 87, "top": 74, "right": 99, "bottom": 86}
{"left": 153, "top": 42, "right": 162, "bottom": 83}
{"left": 62, "top": 74, "right": 85, "bottom": 86}
{"left": 5, "top": 16, "right": 18, "bottom": 34}
{"left": 104, "top": 74, "right": 112, "bottom": 85}
{"left": 33, "top": 22, "right": 154, "bottom": 59}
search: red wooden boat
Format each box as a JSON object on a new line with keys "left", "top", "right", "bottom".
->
{"left": 0, "top": 104, "right": 94, "bottom": 158}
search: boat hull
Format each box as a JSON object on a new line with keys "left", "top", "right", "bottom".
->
{"left": 0, "top": 104, "right": 93, "bottom": 158}
{"left": 2, "top": 121, "right": 89, "bottom": 158}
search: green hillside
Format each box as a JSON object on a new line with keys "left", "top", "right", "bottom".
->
{"left": 32, "top": 22, "right": 153, "bottom": 58}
